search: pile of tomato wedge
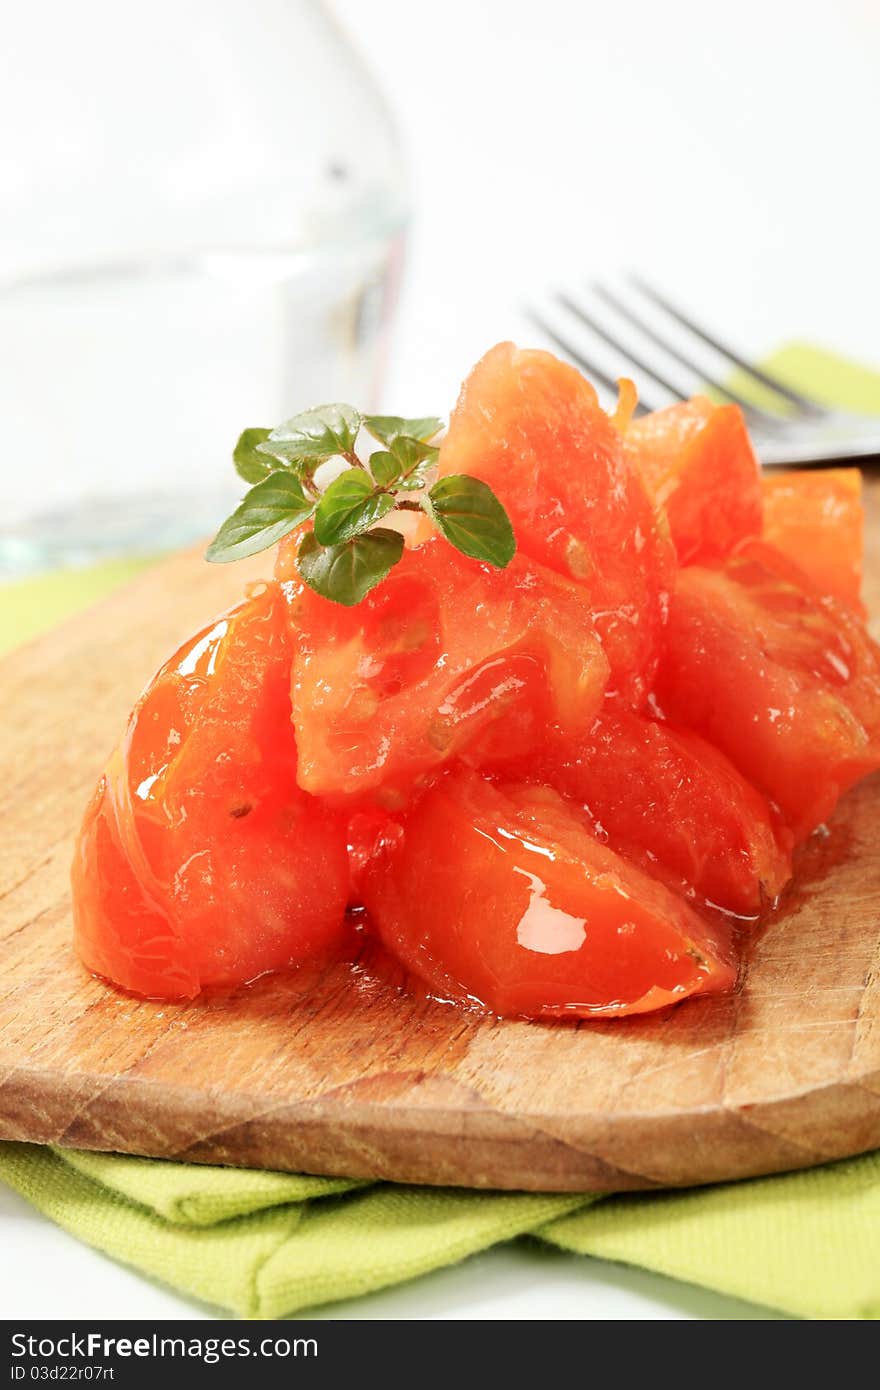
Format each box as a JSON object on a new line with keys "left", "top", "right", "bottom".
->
{"left": 73, "top": 343, "right": 880, "bottom": 1018}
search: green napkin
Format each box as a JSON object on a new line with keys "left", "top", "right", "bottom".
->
{"left": 0, "top": 554, "right": 156, "bottom": 659}
{"left": 2, "top": 344, "right": 880, "bottom": 1321}
{"left": 2, "top": 1143, "right": 878, "bottom": 1320}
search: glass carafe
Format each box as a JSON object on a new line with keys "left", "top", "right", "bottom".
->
{"left": 0, "top": 0, "right": 408, "bottom": 574}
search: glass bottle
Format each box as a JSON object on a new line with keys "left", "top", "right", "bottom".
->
{"left": 0, "top": 0, "right": 408, "bottom": 574}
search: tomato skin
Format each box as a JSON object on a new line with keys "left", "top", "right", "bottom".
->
{"left": 625, "top": 397, "right": 762, "bottom": 565}
{"left": 762, "top": 468, "right": 864, "bottom": 611}
{"left": 524, "top": 708, "right": 792, "bottom": 918}
{"left": 438, "top": 342, "right": 671, "bottom": 705}
{"left": 73, "top": 772, "right": 198, "bottom": 999}
{"left": 654, "top": 545, "right": 880, "bottom": 841}
{"left": 72, "top": 583, "right": 350, "bottom": 999}
{"left": 361, "top": 771, "right": 736, "bottom": 1019}
{"left": 281, "top": 537, "right": 609, "bottom": 805}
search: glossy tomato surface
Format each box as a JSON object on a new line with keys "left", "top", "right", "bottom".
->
{"left": 438, "top": 342, "right": 671, "bottom": 705}
{"left": 362, "top": 771, "right": 736, "bottom": 1019}
{"left": 525, "top": 708, "right": 792, "bottom": 917}
{"left": 762, "top": 468, "right": 864, "bottom": 610}
{"left": 72, "top": 582, "right": 349, "bottom": 999}
{"left": 625, "top": 396, "right": 762, "bottom": 565}
{"left": 280, "top": 536, "right": 609, "bottom": 804}
{"left": 654, "top": 543, "right": 880, "bottom": 840}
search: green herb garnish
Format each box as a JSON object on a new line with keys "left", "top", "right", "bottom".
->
{"left": 231, "top": 427, "right": 274, "bottom": 484}
{"left": 206, "top": 406, "right": 515, "bottom": 605}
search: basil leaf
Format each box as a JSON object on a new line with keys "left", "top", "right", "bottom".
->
{"left": 233, "top": 427, "right": 274, "bottom": 484}
{"left": 206, "top": 474, "right": 316, "bottom": 563}
{"left": 259, "top": 403, "right": 362, "bottom": 468}
{"left": 313, "top": 468, "right": 396, "bottom": 546}
{"left": 369, "top": 450, "right": 401, "bottom": 487}
{"left": 297, "top": 527, "right": 404, "bottom": 606}
{"left": 363, "top": 414, "right": 443, "bottom": 447}
{"left": 392, "top": 436, "right": 439, "bottom": 491}
{"left": 422, "top": 475, "right": 516, "bottom": 567}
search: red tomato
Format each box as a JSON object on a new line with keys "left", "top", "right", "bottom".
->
{"left": 438, "top": 342, "right": 671, "bottom": 705}
{"left": 522, "top": 708, "right": 792, "bottom": 918}
{"left": 762, "top": 468, "right": 864, "bottom": 611}
{"left": 654, "top": 543, "right": 880, "bottom": 841}
{"left": 279, "top": 536, "right": 609, "bottom": 804}
{"left": 361, "top": 770, "right": 736, "bottom": 1019}
{"left": 72, "top": 583, "right": 350, "bottom": 999}
{"left": 624, "top": 396, "right": 762, "bottom": 565}
{"left": 346, "top": 808, "right": 396, "bottom": 905}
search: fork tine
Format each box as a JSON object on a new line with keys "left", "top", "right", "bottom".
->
{"left": 523, "top": 307, "right": 661, "bottom": 412}
{"left": 629, "top": 276, "right": 823, "bottom": 414}
{"left": 556, "top": 292, "right": 691, "bottom": 404}
{"left": 592, "top": 283, "right": 786, "bottom": 428}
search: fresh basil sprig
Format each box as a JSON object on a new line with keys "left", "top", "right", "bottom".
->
{"left": 422, "top": 474, "right": 515, "bottom": 567}
{"left": 314, "top": 469, "right": 397, "bottom": 547}
{"left": 232, "top": 427, "right": 274, "bottom": 484}
{"left": 207, "top": 405, "right": 515, "bottom": 605}
{"left": 297, "top": 528, "right": 405, "bottom": 607}
{"left": 259, "top": 404, "right": 361, "bottom": 472}
{"left": 205, "top": 473, "right": 317, "bottom": 563}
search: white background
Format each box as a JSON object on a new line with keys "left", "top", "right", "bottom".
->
{"left": 344, "top": 0, "right": 880, "bottom": 411}
{"left": 3, "top": 0, "right": 879, "bottom": 1321}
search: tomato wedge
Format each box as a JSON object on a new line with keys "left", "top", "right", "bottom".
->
{"left": 72, "top": 582, "right": 350, "bottom": 999}
{"left": 762, "top": 468, "right": 864, "bottom": 611}
{"left": 280, "top": 537, "right": 609, "bottom": 804}
{"left": 524, "top": 708, "right": 792, "bottom": 917}
{"left": 439, "top": 342, "right": 671, "bottom": 704}
{"left": 654, "top": 543, "right": 880, "bottom": 841}
{"left": 361, "top": 771, "right": 736, "bottom": 1019}
{"left": 624, "top": 396, "right": 762, "bottom": 565}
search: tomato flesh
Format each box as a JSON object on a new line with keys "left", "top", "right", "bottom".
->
{"left": 362, "top": 771, "right": 736, "bottom": 1019}
{"left": 281, "top": 537, "right": 609, "bottom": 804}
{"left": 762, "top": 468, "right": 864, "bottom": 610}
{"left": 654, "top": 544, "right": 880, "bottom": 841}
{"left": 439, "top": 342, "right": 671, "bottom": 704}
{"left": 524, "top": 708, "right": 792, "bottom": 917}
{"left": 70, "top": 340, "right": 880, "bottom": 1024}
{"left": 624, "top": 397, "right": 762, "bottom": 565}
{"left": 72, "top": 583, "right": 350, "bottom": 999}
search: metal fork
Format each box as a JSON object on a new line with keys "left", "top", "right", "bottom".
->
{"left": 526, "top": 276, "right": 880, "bottom": 467}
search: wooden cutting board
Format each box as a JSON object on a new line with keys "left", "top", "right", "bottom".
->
{"left": 1, "top": 484, "right": 879, "bottom": 1194}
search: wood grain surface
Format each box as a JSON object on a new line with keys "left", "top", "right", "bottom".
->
{"left": 1, "top": 480, "right": 879, "bottom": 1193}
